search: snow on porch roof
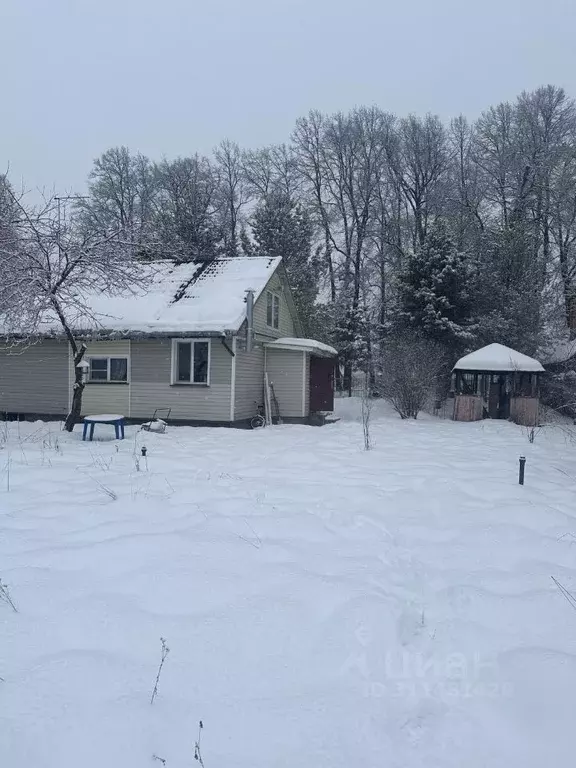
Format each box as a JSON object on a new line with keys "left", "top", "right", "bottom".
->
{"left": 265, "top": 337, "right": 338, "bottom": 357}
{"left": 37, "top": 256, "right": 282, "bottom": 335}
{"left": 453, "top": 343, "right": 544, "bottom": 373}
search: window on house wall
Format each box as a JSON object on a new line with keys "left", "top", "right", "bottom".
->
{"left": 172, "top": 339, "right": 210, "bottom": 384}
{"left": 88, "top": 357, "right": 128, "bottom": 382}
{"left": 267, "top": 291, "right": 280, "bottom": 329}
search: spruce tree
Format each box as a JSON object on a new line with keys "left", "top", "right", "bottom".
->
{"left": 398, "top": 222, "right": 473, "bottom": 351}
{"left": 250, "top": 192, "right": 319, "bottom": 333}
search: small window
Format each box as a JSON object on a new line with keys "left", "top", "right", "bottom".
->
{"left": 88, "top": 357, "right": 128, "bottom": 383}
{"left": 89, "top": 358, "right": 108, "bottom": 381}
{"left": 266, "top": 291, "right": 280, "bottom": 329}
{"left": 515, "top": 372, "right": 536, "bottom": 397}
{"left": 110, "top": 358, "right": 128, "bottom": 381}
{"left": 176, "top": 342, "right": 191, "bottom": 382}
{"left": 460, "top": 372, "right": 477, "bottom": 394}
{"left": 172, "top": 340, "right": 210, "bottom": 384}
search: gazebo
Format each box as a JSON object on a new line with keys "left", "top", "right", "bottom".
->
{"left": 452, "top": 343, "right": 544, "bottom": 426}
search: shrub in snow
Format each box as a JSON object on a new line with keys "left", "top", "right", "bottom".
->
{"left": 150, "top": 637, "right": 170, "bottom": 704}
{"left": 194, "top": 721, "right": 205, "bottom": 767}
{"left": 0, "top": 579, "right": 17, "bottom": 612}
{"left": 379, "top": 335, "right": 446, "bottom": 419}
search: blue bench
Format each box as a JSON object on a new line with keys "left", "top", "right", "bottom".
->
{"left": 82, "top": 414, "right": 125, "bottom": 441}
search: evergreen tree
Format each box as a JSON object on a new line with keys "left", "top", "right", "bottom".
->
{"left": 250, "top": 193, "right": 319, "bottom": 333}
{"left": 333, "top": 303, "right": 371, "bottom": 392}
{"left": 471, "top": 225, "right": 545, "bottom": 355}
{"left": 397, "top": 223, "right": 473, "bottom": 351}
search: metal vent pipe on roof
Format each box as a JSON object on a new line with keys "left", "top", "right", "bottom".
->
{"left": 245, "top": 289, "right": 254, "bottom": 352}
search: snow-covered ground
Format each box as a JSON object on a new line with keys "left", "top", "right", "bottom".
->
{"left": 1, "top": 401, "right": 576, "bottom": 767}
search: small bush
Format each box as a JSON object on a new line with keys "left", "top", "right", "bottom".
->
{"left": 379, "top": 335, "right": 447, "bottom": 419}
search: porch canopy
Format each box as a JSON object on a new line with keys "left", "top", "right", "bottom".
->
{"left": 264, "top": 337, "right": 338, "bottom": 357}
{"left": 263, "top": 337, "right": 337, "bottom": 419}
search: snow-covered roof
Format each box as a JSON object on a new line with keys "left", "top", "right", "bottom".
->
{"left": 37, "top": 257, "right": 282, "bottom": 335}
{"left": 453, "top": 343, "right": 544, "bottom": 373}
{"left": 265, "top": 337, "right": 338, "bottom": 357}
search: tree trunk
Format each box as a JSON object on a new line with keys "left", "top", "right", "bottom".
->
{"left": 64, "top": 345, "right": 88, "bottom": 432}
{"left": 558, "top": 244, "right": 576, "bottom": 335}
{"left": 65, "top": 377, "right": 85, "bottom": 432}
{"left": 325, "top": 230, "right": 336, "bottom": 302}
{"left": 334, "top": 359, "right": 343, "bottom": 393}
{"left": 343, "top": 361, "right": 353, "bottom": 397}
{"left": 376, "top": 247, "right": 387, "bottom": 337}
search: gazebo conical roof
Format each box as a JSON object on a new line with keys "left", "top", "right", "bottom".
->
{"left": 453, "top": 343, "right": 544, "bottom": 373}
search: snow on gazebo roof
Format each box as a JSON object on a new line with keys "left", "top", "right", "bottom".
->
{"left": 453, "top": 343, "right": 544, "bottom": 373}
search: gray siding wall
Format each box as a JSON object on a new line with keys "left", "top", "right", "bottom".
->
{"left": 74, "top": 340, "right": 131, "bottom": 417}
{"left": 130, "top": 338, "right": 233, "bottom": 422}
{"left": 265, "top": 348, "right": 306, "bottom": 419}
{"left": 234, "top": 343, "right": 265, "bottom": 421}
{"left": 0, "top": 340, "right": 69, "bottom": 415}
{"left": 253, "top": 272, "right": 296, "bottom": 340}
{"left": 303, "top": 352, "right": 310, "bottom": 417}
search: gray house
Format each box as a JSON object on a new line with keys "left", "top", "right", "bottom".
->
{"left": 0, "top": 257, "right": 337, "bottom": 426}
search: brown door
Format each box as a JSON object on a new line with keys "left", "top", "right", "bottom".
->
{"left": 309, "top": 356, "right": 335, "bottom": 412}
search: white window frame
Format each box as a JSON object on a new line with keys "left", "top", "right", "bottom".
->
{"left": 266, "top": 291, "right": 280, "bottom": 329}
{"left": 87, "top": 356, "right": 129, "bottom": 383}
{"left": 170, "top": 338, "right": 211, "bottom": 385}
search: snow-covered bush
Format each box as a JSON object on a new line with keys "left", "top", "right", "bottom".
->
{"left": 379, "top": 335, "right": 446, "bottom": 419}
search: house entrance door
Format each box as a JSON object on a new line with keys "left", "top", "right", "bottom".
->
{"left": 309, "top": 357, "right": 335, "bottom": 412}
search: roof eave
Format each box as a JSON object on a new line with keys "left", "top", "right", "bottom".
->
{"left": 13, "top": 328, "right": 236, "bottom": 341}
{"left": 452, "top": 365, "right": 544, "bottom": 373}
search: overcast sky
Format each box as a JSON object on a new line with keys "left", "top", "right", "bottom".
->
{"left": 2, "top": 0, "right": 575, "bottom": 194}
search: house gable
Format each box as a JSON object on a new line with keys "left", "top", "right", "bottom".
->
{"left": 252, "top": 263, "right": 302, "bottom": 341}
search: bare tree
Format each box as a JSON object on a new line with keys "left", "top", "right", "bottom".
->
{"left": 243, "top": 143, "right": 301, "bottom": 200}
{"left": 293, "top": 108, "right": 390, "bottom": 390}
{"left": 389, "top": 114, "right": 450, "bottom": 249}
{"left": 0, "top": 175, "right": 38, "bottom": 334}
{"left": 154, "top": 155, "right": 221, "bottom": 260}
{"left": 550, "top": 148, "right": 576, "bottom": 331}
{"left": 214, "top": 139, "right": 250, "bottom": 257}
{"left": 447, "top": 115, "right": 486, "bottom": 248}
{"left": 361, "top": 372, "right": 374, "bottom": 450}
{"left": 380, "top": 335, "right": 446, "bottom": 419}
{"left": 78, "top": 147, "right": 157, "bottom": 248}
{"left": 292, "top": 111, "right": 338, "bottom": 302}
{"left": 6, "top": 190, "right": 149, "bottom": 431}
